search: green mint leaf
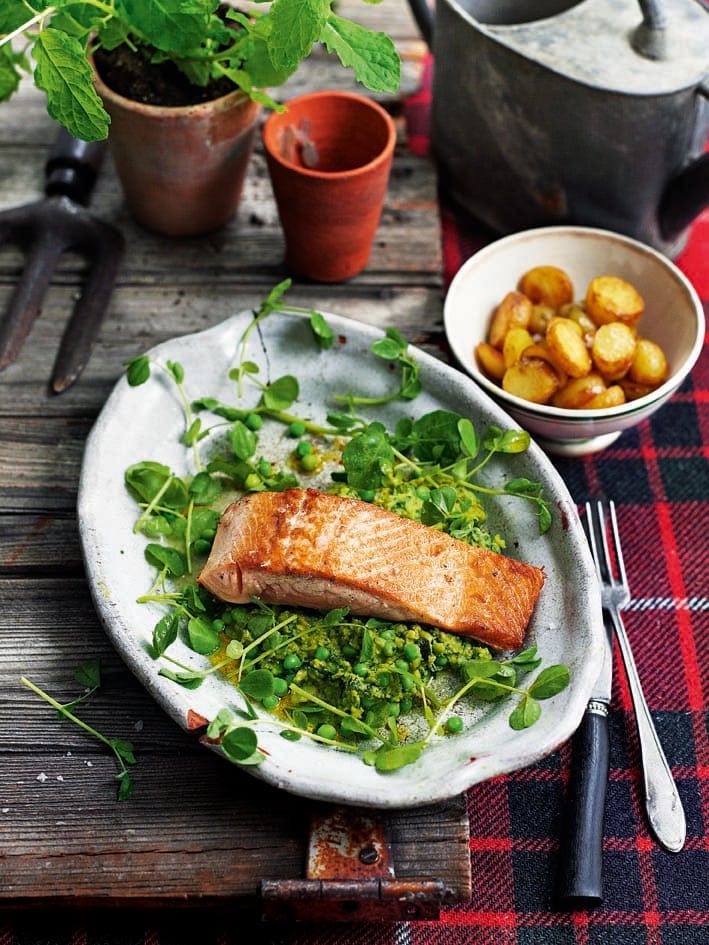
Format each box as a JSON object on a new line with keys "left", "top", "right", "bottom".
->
{"left": 342, "top": 422, "right": 394, "bottom": 492}
{"left": 116, "top": 770, "right": 133, "bottom": 800}
{"left": 110, "top": 738, "right": 137, "bottom": 765}
{"left": 0, "top": 45, "right": 22, "bottom": 101}
{"left": 33, "top": 29, "right": 110, "bottom": 141}
{"left": 321, "top": 14, "right": 401, "bottom": 94}
{"left": 118, "top": 0, "right": 212, "bottom": 57}
{"left": 268, "top": 0, "right": 330, "bottom": 71}
{"left": 529, "top": 665, "right": 570, "bottom": 699}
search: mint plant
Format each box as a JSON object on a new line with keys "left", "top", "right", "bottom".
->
{"left": 0, "top": 0, "right": 401, "bottom": 141}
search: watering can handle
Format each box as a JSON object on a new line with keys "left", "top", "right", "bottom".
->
{"left": 407, "top": 0, "right": 433, "bottom": 48}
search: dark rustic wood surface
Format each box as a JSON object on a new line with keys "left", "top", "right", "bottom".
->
{"left": 0, "top": 0, "right": 471, "bottom": 915}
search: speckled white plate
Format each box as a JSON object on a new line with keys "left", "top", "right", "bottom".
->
{"left": 78, "top": 309, "right": 604, "bottom": 808}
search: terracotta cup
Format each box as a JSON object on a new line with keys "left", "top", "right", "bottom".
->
{"left": 262, "top": 91, "right": 396, "bottom": 282}
{"left": 93, "top": 68, "right": 262, "bottom": 237}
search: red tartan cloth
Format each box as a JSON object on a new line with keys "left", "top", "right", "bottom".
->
{"left": 2, "top": 62, "right": 706, "bottom": 945}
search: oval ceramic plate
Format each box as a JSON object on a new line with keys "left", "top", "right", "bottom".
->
{"left": 78, "top": 310, "right": 604, "bottom": 808}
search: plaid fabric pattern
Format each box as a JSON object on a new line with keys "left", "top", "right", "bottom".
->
{"left": 3, "top": 58, "right": 706, "bottom": 945}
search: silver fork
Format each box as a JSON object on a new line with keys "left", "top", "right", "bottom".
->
{"left": 585, "top": 499, "right": 686, "bottom": 853}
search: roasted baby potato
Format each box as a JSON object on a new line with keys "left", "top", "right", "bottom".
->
{"left": 475, "top": 342, "right": 506, "bottom": 381}
{"left": 591, "top": 322, "right": 637, "bottom": 381}
{"left": 502, "top": 358, "right": 560, "bottom": 403}
{"left": 519, "top": 266, "right": 574, "bottom": 309}
{"left": 585, "top": 275, "right": 644, "bottom": 327}
{"left": 488, "top": 291, "right": 533, "bottom": 349}
{"left": 481, "top": 268, "right": 668, "bottom": 412}
{"left": 546, "top": 317, "right": 592, "bottom": 378}
{"left": 551, "top": 373, "right": 607, "bottom": 409}
{"left": 628, "top": 338, "right": 669, "bottom": 387}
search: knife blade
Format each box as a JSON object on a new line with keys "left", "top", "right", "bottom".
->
{"left": 557, "top": 613, "right": 613, "bottom": 907}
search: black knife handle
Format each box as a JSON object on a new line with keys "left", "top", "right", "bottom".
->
{"left": 44, "top": 126, "right": 106, "bottom": 206}
{"left": 557, "top": 703, "right": 610, "bottom": 908}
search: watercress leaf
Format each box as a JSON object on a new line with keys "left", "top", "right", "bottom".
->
{"left": 268, "top": 0, "right": 329, "bottom": 71}
{"left": 152, "top": 612, "right": 179, "bottom": 658}
{"left": 537, "top": 502, "right": 553, "bottom": 535}
{"left": 206, "top": 707, "right": 235, "bottom": 739}
{"left": 166, "top": 360, "right": 184, "bottom": 384}
{"left": 187, "top": 616, "right": 221, "bottom": 655}
{"left": 116, "top": 770, "right": 133, "bottom": 801}
{"left": 262, "top": 374, "right": 299, "bottom": 411}
{"left": 510, "top": 644, "right": 538, "bottom": 664}
{"left": 190, "top": 507, "right": 220, "bottom": 538}
{"left": 398, "top": 363, "right": 422, "bottom": 401}
{"left": 462, "top": 659, "right": 502, "bottom": 681}
{"left": 180, "top": 584, "right": 207, "bottom": 613}
{"left": 221, "top": 726, "right": 259, "bottom": 763}
{"left": 411, "top": 410, "right": 463, "bottom": 464}
{"left": 340, "top": 716, "right": 371, "bottom": 737}
{"left": 74, "top": 659, "right": 101, "bottom": 691}
{"left": 189, "top": 471, "right": 222, "bottom": 504}
{"left": 229, "top": 420, "right": 258, "bottom": 461}
{"left": 325, "top": 412, "right": 361, "bottom": 432}
{"left": 360, "top": 628, "right": 374, "bottom": 663}
{"left": 158, "top": 667, "right": 204, "bottom": 689}
{"left": 529, "top": 665, "right": 570, "bottom": 699}
{"left": 181, "top": 418, "right": 204, "bottom": 447}
{"left": 505, "top": 477, "right": 542, "bottom": 497}
{"left": 457, "top": 418, "right": 479, "bottom": 459}
{"left": 341, "top": 422, "right": 394, "bottom": 491}
{"left": 509, "top": 695, "right": 541, "bottom": 730}
{"left": 33, "top": 29, "right": 110, "bottom": 141}
{"left": 321, "top": 14, "right": 401, "bottom": 94}
{"left": 322, "top": 607, "right": 349, "bottom": 627}
{"left": 371, "top": 335, "right": 406, "bottom": 361}
{"left": 291, "top": 708, "right": 309, "bottom": 731}
{"left": 374, "top": 743, "right": 422, "bottom": 772}
{"left": 145, "top": 543, "right": 186, "bottom": 577}
{"left": 310, "top": 311, "right": 335, "bottom": 349}
{"left": 125, "top": 355, "right": 151, "bottom": 386}
{"left": 110, "top": 738, "right": 137, "bottom": 765}
{"left": 495, "top": 429, "right": 531, "bottom": 454}
{"left": 239, "top": 669, "right": 275, "bottom": 701}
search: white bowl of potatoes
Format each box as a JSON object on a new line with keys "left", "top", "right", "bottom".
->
{"left": 444, "top": 226, "right": 705, "bottom": 456}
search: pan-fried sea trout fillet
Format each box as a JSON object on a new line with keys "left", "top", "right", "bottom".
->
{"left": 198, "top": 488, "right": 545, "bottom": 650}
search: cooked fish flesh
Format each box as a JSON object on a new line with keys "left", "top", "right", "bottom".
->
{"left": 198, "top": 488, "right": 545, "bottom": 650}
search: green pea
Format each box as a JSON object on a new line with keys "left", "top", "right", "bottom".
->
{"left": 353, "top": 662, "right": 369, "bottom": 677}
{"left": 245, "top": 413, "right": 263, "bottom": 431}
{"left": 272, "top": 677, "right": 288, "bottom": 697}
{"left": 400, "top": 672, "right": 415, "bottom": 692}
{"left": 358, "top": 489, "right": 375, "bottom": 502}
{"left": 282, "top": 653, "right": 301, "bottom": 671}
{"left": 377, "top": 672, "right": 391, "bottom": 687}
{"left": 317, "top": 723, "right": 337, "bottom": 741}
{"left": 211, "top": 618, "right": 225, "bottom": 632}
{"left": 435, "top": 654, "right": 449, "bottom": 668}
{"left": 258, "top": 459, "right": 272, "bottom": 477}
{"left": 387, "top": 702, "right": 400, "bottom": 717}
{"left": 381, "top": 642, "right": 394, "bottom": 658}
{"left": 445, "top": 716, "right": 464, "bottom": 734}
{"left": 296, "top": 440, "right": 311, "bottom": 457}
{"left": 395, "top": 659, "right": 409, "bottom": 673}
{"left": 262, "top": 694, "right": 279, "bottom": 710}
{"left": 314, "top": 645, "right": 330, "bottom": 660}
{"left": 400, "top": 697, "right": 413, "bottom": 713}
{"left": 193, "top": 538, "right": 212, "bottom": 555}
{"left": 300, "top": 453, "right": 318, "bottom": 472}
{"left": 288, "top": 420, "right": 306, "bottom": 437}
{"left": 379, "top": 629, "right": 395, "bottom": 641}
{"left": 343, "top": 645, "right": 358, "bottom": 659}
{"left": 244, "top": 473, "right": 261, "bottom": 491}
{"left": 403, "top": 643, "right": 421, "bottom": 663}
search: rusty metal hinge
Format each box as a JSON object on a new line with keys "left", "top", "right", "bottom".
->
{"left": 261, "top": 805, "right": 452, "bottom": 922}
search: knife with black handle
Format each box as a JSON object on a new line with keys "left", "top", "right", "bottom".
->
{"left": 557, "top": 614, "right": 613, "bottom": 907}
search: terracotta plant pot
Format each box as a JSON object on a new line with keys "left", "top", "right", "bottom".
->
{"left": 262, "top": 91, "right": 396, "bottom": 282}
{"left": 93, "top": 68, "right": 262, "bottom": 237}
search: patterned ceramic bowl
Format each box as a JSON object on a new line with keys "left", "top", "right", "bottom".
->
{"left": 444, "top": 226, "right": 705, "bottom": 456}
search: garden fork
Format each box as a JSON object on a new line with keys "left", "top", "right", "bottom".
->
{"left": 585, "top": 499, "right": 686, "bottom": 852}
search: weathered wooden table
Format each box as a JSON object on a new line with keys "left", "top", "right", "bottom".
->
{"left": 0, "top": 0, "right": 472, "bottom": 921}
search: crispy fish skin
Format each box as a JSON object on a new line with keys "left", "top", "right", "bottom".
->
{"left": 198, "top": 488, "right": 545, "bottom": 650}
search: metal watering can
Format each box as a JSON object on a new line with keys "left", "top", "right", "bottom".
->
{"left": 407, "top": 0, "right": 709, "bottom": 256}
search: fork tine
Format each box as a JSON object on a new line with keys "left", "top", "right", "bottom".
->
{"left": 607, "top": 500, "right": 629, "bottom": 593}
{"left": 584, "top": 500, "right": 609, "bottom": 585}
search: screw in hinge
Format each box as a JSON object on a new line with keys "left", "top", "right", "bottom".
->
{"left": 358, "top": 845, "right": 380, "bottom": 865}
